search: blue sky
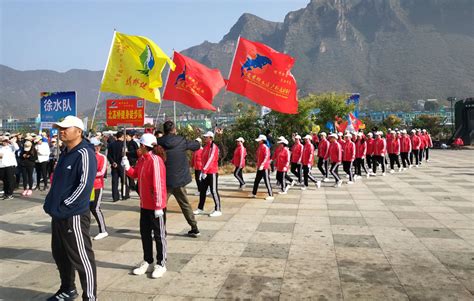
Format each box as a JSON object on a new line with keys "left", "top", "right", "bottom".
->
{"left": 0, "top": 0, "right": 309, "bottom": 72}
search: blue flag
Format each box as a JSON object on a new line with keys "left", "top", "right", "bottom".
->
{"left": 325, "top": 121, "right": 335, "bottom": 132}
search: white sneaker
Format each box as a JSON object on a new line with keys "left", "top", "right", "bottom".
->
{"left": 337, "top": 181, "right": 342, "bottom": 188}
{"left": 403, "top": 168, "right": 407, "bottom": 171}
{"left": 347, "top": 181, "right": 354, "bottom": 185}
{"left": 265, "top": 196, "right": 275, "bottom": 201}
{"left": 290, "top": 181, "right": 297, "bottom": 187}
{"left": 133, "top": 261, "right": 152, "bottom": 275}
{"left": 345, "top": 175, "right": 349, "bottom": 179}
{"left": 300, "top": 186, "right": 307, "bottom": 191}
{"left": 209, "top": 210, "right": 222, "bottom": 217}
{"left": 398, "top": 167, "right": 402, "bottom": 172}
{"left": 323, "top": 178, "right": 330, "bottom": 182}
{"left": 390, "top": 170, "right": 395, "bottom": 174}
{"left": 206, "top": 189, "right": 211, "bottom": 195}
{"left": 382, "top": 173, "right": 386, "bottom": 176}
{"left": 284, "top": 185, "right": 290, "bottom": 193}
{"left": 354, "top": 175, "right": 358, "bottom": 181}
{"left": 94, "top": 232, "right": 108, "bottom": 240}
{"left": 193, "top": 191, "right": 200, "bottom": 196}
{"left": 316, "top": 181, "right": 321, "bottom": 189}
{"left": 409, "top": 165, "right": 413, "bottom": 169}
{"left": 415, "top": 165, "right": 419, "bottom": 168}
{"left": 278, "top": 191, "right": 287, "bottom": 195}
{"left": 151, "top": 265, "right": 167, "bottom": 278}
{"left": 193, "top": 208, "right": 206, "bottom": 215}
{"left": 248, "top": 194, "right": 256, "bottom": 198}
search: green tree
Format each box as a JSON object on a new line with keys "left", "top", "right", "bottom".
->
{"left": 309, "top": 93, "right": 355, "bottom": 132}
{"left": 382, "top": 114, "right": 403, "bottom": 130}
{"left": 411, "top": 115, "right": 443, "bottom": 138}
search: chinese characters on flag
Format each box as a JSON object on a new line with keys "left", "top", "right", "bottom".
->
{"left": 226, "top": 37, "right": 298, "bottom": 114}
{"left": 106, "top": 98, "right": 145, "bottom": 126}
{"left": 162, "top": 51, "right": 226, "bottom": 111}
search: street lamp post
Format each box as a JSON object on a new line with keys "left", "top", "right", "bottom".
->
{"left": 447, "top": 97, "right": 457, "bottom": 136}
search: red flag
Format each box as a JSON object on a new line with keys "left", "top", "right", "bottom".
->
{"left": 335, "top": 116, "right": 348, "bottom": 133}
{"left": 226, "top": 37, "right": 298, "bottom": 114}
{"left": 163, "top": 51, "right": 225, "bottom": 111}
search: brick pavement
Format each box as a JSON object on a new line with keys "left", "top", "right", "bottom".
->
{"left": 0, "top": 149, "right": 473, "bottom": 300}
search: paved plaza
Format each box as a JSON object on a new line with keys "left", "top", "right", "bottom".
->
{"left": 1, "top": 149, "right": 473, "bottom": 300}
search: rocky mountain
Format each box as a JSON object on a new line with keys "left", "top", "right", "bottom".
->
{"left": 1, "top": 0, "right": 473, "bottom": 119}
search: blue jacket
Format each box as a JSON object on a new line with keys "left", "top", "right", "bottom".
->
{"left": 44, "top": 139, "right": 97, "bottom": 219}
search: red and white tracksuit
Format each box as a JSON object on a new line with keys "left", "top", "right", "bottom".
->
{"left": 317, "top": 138, "right": 330, "bottom": 178}
{"left": 373, "top": 137, "right": 387, "bottom": 174}
{"left": 275, "top": 146, "right": 291, "bottom": 191}
{"left": 342, "top": 140, "right": 355, "bottom": 182}
{"left": 400, "top": 135, "right": 412, "bottom": 168}
{"left": 232, "top": 144, "right": 247, "bottom": 187}
{"left": 354, "top": 139, "right": 368, "bottom": 176}
{"left": 199, "top": 142, "right": 221, "bottom": 211}
{"left": 328, "top": 140, "right": 342, "bottom": 183}
{"left": 301, "top": 141, "right": 318, "bottom": 187}
{"left": 389, "top": 138, "right": 401, "bottom": 170}
{"left": 191, "top": 147, "right": 203, "bottom": 192}
{"left": 252, "top": 143, "right": 272, "bottom": 196}
{"left": 91, "top": 152, "right": 107, "bottom": 234}
{"left": 290, "top": 140, "right": 303, "bottom": 183}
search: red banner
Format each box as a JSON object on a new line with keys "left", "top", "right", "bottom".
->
{"left": 226, "top": 37, "right": 298, "bottom": 114}
{"left": 106, "top": 98, "right": 145, "bottom": 126}
{"left": 162, "top": 51, "right": 225, "bottom": 111}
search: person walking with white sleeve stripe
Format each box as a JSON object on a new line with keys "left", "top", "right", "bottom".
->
{"left": 43, "top": 116, "right": 97, "bottom": 301}
{"left": 250, "top": 134, "right": 273, "bottom": 200}
{"left": 90, "top": 138, "right": 108, "bottom": 240}
{"left": 232, "top": 137, "right": 247, "bottom": 190}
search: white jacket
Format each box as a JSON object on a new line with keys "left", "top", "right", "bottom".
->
{"left": 35, "top": 143, "right": 51, "bottom": 163}
{"left": 0, "top": 144, "right": 18, "bottom": 168}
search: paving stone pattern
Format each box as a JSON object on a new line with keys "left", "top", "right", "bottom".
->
{"left": 0, "top": 149, "right": 473, "bottom": 300}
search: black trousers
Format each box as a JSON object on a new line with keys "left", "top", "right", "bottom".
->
{"left": 0, "top": 166, "right": 15, "bottom": 196}
{"left": 290, "top": 162, "right": 302, "bottom": 183}
{"left": 90, "top": 188, "right": 107, "bottom": 234}
{"left": 140, "top": 208, "right": 167, "bottom": 267}
{"left": 418, "top": 148, "right": 424, "bottom": 163}
{"left": 21, "top": 165, "right": 34, "bottom": 190}
{"left": 233, "top": 167, "right": 245, "bottom": 187}
{"left": 342, "top": 161, "right": 354, "bottom": 181}
{"left": 373, "top": 155, "right": 386, "bottom": 174}
{"left": 198, "top": 173, "right": 221, "bottom": 211}
{"left": 276, "top": 171, "right": 290, "bottom": 192}
{"left": 317, "top": 157, "right": 328, "bottom": 178}
{"left": 194, "top": 170, "right": 203, "bottom": 192}
{"left": 410, "top": 150, "right": 420, "bottom": 165}
{"left": 366, "top": 155, "right": 373, "bottom": 169}
{"left": 111, "top": 166, "right": 125, "bottom": 201}
{"left": 354, "top": 158, "right": 368, "bottom": 176}
{"left": 51, "top": 213, "right": 97, "bottom": 301}
{"left": 35, "top": 161, "right": 48, "bottom": 188}
{"left": 400, "top": 152, "right": 410, "bottom": 168}
{"left": 425, "top": 148, "right": 430, "bottom": 161}
{"left": 389, "top": 154, "right": 401, "bottom": 170}
{"left": 330, "top": 163, "right": 341, "bottom": 183}
{"left": 302, "top": 165, "right": 318, "bottom": 187}
{"left": 252, "top": 169, "right": 273, "bottom": 196}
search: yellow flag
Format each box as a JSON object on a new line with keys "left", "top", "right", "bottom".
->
{"left": 100, "top": 32, "right": 176, "bottom": 103}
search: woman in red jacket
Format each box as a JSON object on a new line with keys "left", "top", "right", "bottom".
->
{"left": 422, "top": 129, "right": 433, "bottom": 162}
{"left": 290, "top": 134, "right": 303, "bottom": 184}
{"left": 121, "top": 133, "right": 167, "bottom": 279}
{"left": 388, "top": 131, "right": 401, "bottom": 173}
{"left": 191, "top": 138, "right": 203, "bottom": 195}
{"left": 232, "top": 137, "right": 247, "bottom": 190}
{"left": 90, "top": 138, "right": 108, "bottom": 240}
{"left": 250, "top": 134, "right": 273, "bottom": 200}
{"left": 328, "top": 134, "right": 342, "bottom": 187}
{"left": 410, "top": 129, "right": 421, "bottom": 167}
{"left": 317, "top": 132, "right": 330, "bottom": 182}
{"left": 195, "top": 131, "right": 221, "bottom": 217}
{"left": 400, "top": 130, "right": 412, "bottom": 170}
{"left": 342, "top": 133, "right": 356, "bottom": 184}
{"left": 372, "top": 131, "right": 387, "bottom": 176}
{"left": 354, "top": 133, "right": 369, "bottom": 179}
{"left": 301, "top": 135, "right": 321, "bottom": 190}
{"left": 275, "top": 137, "right": 293, "bottom": 194}
{"left": 366, "top": 132, "right": 375, "bottom": 170}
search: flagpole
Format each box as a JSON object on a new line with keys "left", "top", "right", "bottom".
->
{"left": 173, "top": 101, "right": 176, "bottom": 124}
{"left": 226, "top": 36, "right": 240, "bottom": 86}
{"left": 90, "top": 29, "right": 117, "bottom": 135}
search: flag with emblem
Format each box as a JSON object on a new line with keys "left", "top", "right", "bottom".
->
{"left": 226, "top": 37, "right": 298, "bottom": 114}
{"left": 100, "top": 31, "right": 175, "bottom": 103}
{"left": 162, "top": 51, "right": 225, "bottom": 111}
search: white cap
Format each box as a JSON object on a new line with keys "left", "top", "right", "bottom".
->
{"left": 203, "top": 131, "right": 214, "bottom": 138}
{"left": 294, "top": 134, "right": 301, "bottom": 140}
{"left": 320, "top": 132, "right": 327, "bottom": 137}
{"left": 367, "top": 132, "right": 373, "bottom": 137}
{"left": 376, "top": 131, "right": 383, "bottom": 136}
{"left": 255, "top": 134, "right": 267, "bottom": 142}
{"left": 34, "top": 137, "right": 42, "bottom": 143}
{"left": 390, "top": 130, "right": 396, "bottom": 134}
{"left": 278, "top": 138, "right": 288, "bottom": 145}
{"left": 90, "top": 137, "right": 101, "bottom": 146}
{"left": 139, "top": 133, "right": 157, "bottom": 148}
{"left": 357, "top": 132, "right": 364, "bottom": 137}
{"left": 54, "top": 115, "right": 85, "bottom": 131}
{"left": 337, "top": 132, "right": 343, "bottom": 136}
{"left": 195, "top": 137, "right": 202, "bottom": 143}
{"left": 401, "top": 129, "right": 407, "bottom": 134}
{"left": 422, "top": 129, "right": 427, "bottom": 132}
{"left": 303, "top": 134, "right": 312, "bottom": 140}
{"left": 329, "top": 133, "right": 338, "bottom": 139}
{"left": 411, "top": 129, "right": 416, "bottom": 133}
{"left": 51, "top": 138, "right": 57, "bottom": 142}
{"left": 236, "top": 137, "right": 245, "bottom": 143}
{"left": 344, "top": 133, "right": 352, "bottom": 138}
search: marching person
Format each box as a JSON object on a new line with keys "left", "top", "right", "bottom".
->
{"left": 194, "top": 131, "right": 222, "bottom": 217}
{"left": 43, "top": 116, "right": 97, "bottom": 301}
{"left": 400, "top": 130, "right": 412, "bottom": 170}
{"left": 354, "top": 132, "right": 369, "bottom": 179}
{"left": 34, "top": 137, "right": 50, "bottom": 191}
{"left": 232, "top": 137, "right": 247, "bottom": 190}
{"left": 19, "top": 140, "right": 37, "bottom": 196}
{"left": 191, "top": 138, "right": 203, "bottom": 196}
{"left": 417, "top": 129, "right": 425, "bottom": 165}
{"left": 328, "top": 134, "right": 342, "bottom": 187}
{"left": 342, "top": 133, "right": 356, "bottom": 184}
{"left": 410, "top": 129, "right": 421, "bottom": 167}
{"left": 122, "top": 133, "right": 168, "bottom": 279}
{"left": 107, "top": 132, "right": 126, "bottom": 202}
{"left": 422, "top": 129, "right": 433, "bottom": 162}
{"left": 250, "top": 134, "right": 273, "bottom": 200}
{"left": 0, "top": 136, "right": 18, "bottom": 199}
{"left": 301, "top": 135, "right": 321, "bottom": 190}
{"left": 271, "top": 137, "right": 284, "bottom": 186}
{"left": 275, "top": 137, "right": 292, "bottom": 194}
{"left": 366, "top": 132, "right": 375, "bottom": 171}
{"left": 389, "top": 131, "right": 402, "bottom": 173}
{"left": 372, "top": 131, "right": 387, "bottom": 176}
{"left": 90, "top": 138, "right": 108, "bottom": 240}
{"left": 290, "top": 134, "right": 303, "bottom": 184}
{"left": 317, "top": 132, "right": 330, "bottom": 182}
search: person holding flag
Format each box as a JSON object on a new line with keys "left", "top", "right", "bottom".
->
{"left": 317, "top": 132, "right": 330, "bottom": 182}
{"left": 250, "top": 135, "right": 273, "bottom": 200}
{"left": 232, "top": 137, "right": 247, "bottom": 190}
{"left": 290, "top": 134, "right": 303, "bottom": 185}
{"left": 328, "top": 134, "right": 342, "bottom": 187}
{"left": 195, "top": 132, "right": 222, "bottom": 217}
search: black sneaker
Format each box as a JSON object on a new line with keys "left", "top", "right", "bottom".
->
{"left": 187, "top": 228, "right": 201, "bottom": 238}
{"left": 3, "top": 195, "right": 13, "bottom": 200}
{"left": 46, "top": 289, "right": 78, "bottom": 301}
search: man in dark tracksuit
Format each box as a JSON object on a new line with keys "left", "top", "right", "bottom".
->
{"left": 157, "top": 121, "right": 201, "bottom": 237}
{"left": 107, "top": 132, "right": 126, "bottom": 201}
{"left": 44, "top": 116, "right": 97, "bottom": 301}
